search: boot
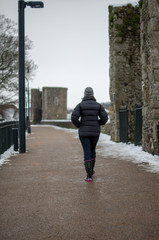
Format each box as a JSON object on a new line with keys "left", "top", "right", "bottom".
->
{"left": 91, "top": 159, "right": 96, "bottom": 176}
{"left": 84, "top": 161, "right": 93, "bottom": 182}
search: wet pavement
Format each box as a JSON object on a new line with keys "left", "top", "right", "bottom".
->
{"left": 0, "top": 126, "right": 159, "bottom": 240}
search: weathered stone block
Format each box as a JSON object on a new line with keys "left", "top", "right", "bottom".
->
{"left": 115, "top": 18, "right": 123, "bottom": 25}
{"left": 153, "top": 69, "right": 159, "bottom": 81}
{"left": 152, "top": 109, "right": 159, "bottom": 119}
{"left": 151, "top": 57, "right": 159, "bottom": 69}
{"left": 151, "top": 101, "right": 159, "bottom": 109}
{"left": 116, "top": 56, "right": 127, "bottom": 63}
{"left": 114, "top": 43, "right": 129, "bottom": 52}
{"left": 148, "top": 17, "right": 159, "bottom": 32}
{"left": 150, "top": 32, "right": 159, "bottom": 47}
{"left": 153, "top": 82, "right": 159, "bottom": 91}
{"left": 115, "top": 37, "right": 123, "bottom": 43}
{"left": 148, "top": 0, "right": 159, "bottom": 18}
{"left": 151, "top": 47, "right": 159, "bottom": 57}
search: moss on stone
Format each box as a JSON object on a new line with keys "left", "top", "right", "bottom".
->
{"left": 116, "top": 6, "right": 140, "bottom": 39}
{"left": 109, "top": 4, "right": 140, "bottom": 41}
{"left": 138, "top": 0, "right": 143, "bottom": 8}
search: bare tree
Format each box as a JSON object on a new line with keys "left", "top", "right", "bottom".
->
{"left": 0, "top": 14, "right": 37, "bottom": 105}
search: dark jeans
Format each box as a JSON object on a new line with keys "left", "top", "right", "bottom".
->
{"left": 79, "top": 136, "right": 99, "bottom": 161}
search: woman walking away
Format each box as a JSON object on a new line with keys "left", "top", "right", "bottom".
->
{"left": 71, "top": 87, "right": 108, "bottom": 182}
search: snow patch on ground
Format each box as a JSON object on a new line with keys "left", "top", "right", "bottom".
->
{"left": 97, "top": 133, "right": 159, "bottom": 174}
{"left": 0, "top": 146, "right": 18, "bottom": 167}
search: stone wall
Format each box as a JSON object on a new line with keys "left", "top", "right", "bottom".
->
{"left": 141, "top": 0, "right": 159, "bottom": 155}
{"left": 109, "top": 0, "right": 159, "bottom": 155}
{"left": 42, "top": 87, "right": 67, "bottom": 120}
{"left": 31, "top": 89, "right": 42, "bottom": 124}
{"left": 109, "top": 4, "right": 142, "bottom": 142}
{"left": 41, "top": 120, "right": 75, "bottom": 129}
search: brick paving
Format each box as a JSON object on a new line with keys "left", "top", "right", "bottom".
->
{"left": 0, "top": 126, "right": 159, "bottom": 240}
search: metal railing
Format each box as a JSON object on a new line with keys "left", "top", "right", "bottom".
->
{"left": 119, "top": 107, "right": 128, "bottom": 143}
{"left": 134, "top": 106, "right": 142, "bottom": 146}
{"left": 0, "top": 121, "right": 19, "bottom": 155}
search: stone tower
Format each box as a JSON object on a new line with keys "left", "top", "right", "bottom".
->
{"left": 109, "top": 0, "right": 159, "bottom": 155}
{"left": 42, "top": 87, "right": 67, "bottom": 120}
{"left": 141, "top": 0, "right": 159, "bottom": 155}
{"left": 109, "top": 4, "right": 142, "bottom": 142}
{"left": 31, "top": 89, "right": 42, "bottom": 124}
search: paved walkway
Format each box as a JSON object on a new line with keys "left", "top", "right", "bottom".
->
{"left": 0, "top": 126, "right": 159, "bottom": 240}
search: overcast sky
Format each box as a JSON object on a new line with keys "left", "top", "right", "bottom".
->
{"left": 1, "top": 0, "right": 139, "bottom": 108}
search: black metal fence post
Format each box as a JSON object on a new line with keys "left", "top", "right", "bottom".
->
{"left": 12, "top": 128, "right": 19, "bottom": 151}
{"left": 119, "top": 107, "right": 128, "bottom": 143}
{"left": 134, "top": 106, "right": 142, "bottom": 146}
{"left": 18, "top": 0, "right": 26, "bottom": 153}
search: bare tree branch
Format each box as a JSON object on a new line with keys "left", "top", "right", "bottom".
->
{"left": 0, "top": 14, "right": 38, "bottom": 105}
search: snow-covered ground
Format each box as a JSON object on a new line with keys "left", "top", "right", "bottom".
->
{"left": 98, "top": 133, "right": 159, "bottom": 174}
{"left": 0, "top": 146, "right": 18, "bottom": 166}
{"left": 1, "top": 125, "right": 159, "bottom": 174}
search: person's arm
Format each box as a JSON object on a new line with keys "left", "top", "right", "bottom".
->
{"left": 71, "top": 104, "right": 81, "bottom": 128}
{"left": 99, "top": 105, "right": 108, "bottom": 125}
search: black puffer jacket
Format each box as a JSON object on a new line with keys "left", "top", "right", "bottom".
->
{"left": 71, "top": 97, "right": 108, "bottom": 137}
